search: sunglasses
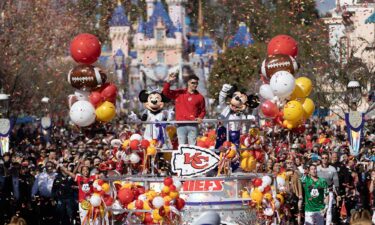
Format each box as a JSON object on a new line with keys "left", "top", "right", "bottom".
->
{"left": 189, "top": 81, "right": 198, "bottom": 85}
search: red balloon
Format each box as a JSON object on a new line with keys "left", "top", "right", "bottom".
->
{"left": 175, "top": 198, "right": 185, "bottom": 210}
{"left": 223, "top": 141, "right": 232, "bottom": 148}
{"left": 164, "top": 177, "right": 173, "bottom": 186}
{"left": 117, "top": 188, "right": 134, "bottom": 205}
{"left": 101, "top": 83, "right": 118, "bottom": 102}
{"left": 197, "top": 140, "right": 207, "bottom": 148}
{"left": 129, "top": 140, "right": 140, "bottom": 150}
{"left": 169, "top": 185, "right": 177, "bottom": 192}
{"left": 263, "top": 185, "right": 271, "bottom": 193}
{"left": 70, "top": 33, "right": 101, "bottom": 64}
{"left": 144, "top": 213, "right": 153, "bottom": 223}
{"left": 254, "top": 150, "right": 264, "bottom": 162}
{"left": 103, "top": 196, "right": 114, "bottom": 206}
{"left": 252, "top": 178, "right": 263, "bottom": 187}
{"left": 89, "top": 91, "right": 103, "bottom": 107}
{"left": 135, "top": 200, "right": 144, "bottom": 209}
{"left": 267, "top": 35, "right": 298, "bottom": 57}
{"left": 261, "top": 100, "right": 279, "bottom": 118}
{"left": 140, "top": 139, "right": 150, "bottom": 149}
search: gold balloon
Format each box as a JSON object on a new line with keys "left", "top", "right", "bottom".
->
{"left": 290, "top": 77, "right": 313, "bottom": 99}
{"left": 283, "top": 100, "right": 304, "bottom": 122}
{"left": 283, "top": 120, "right": 299, "bottom": 129}
{"left": 95, "top": 101, "right": 116, "bottom": 122}
{"left": 302, "top": 98, "right": 315, "bottom": 119}
{"left": 250, "top": 188, "right": 263, "bottom": 204}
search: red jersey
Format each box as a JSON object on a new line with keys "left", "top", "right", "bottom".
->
{"left": 75, "top": 174, "right": 97, "bottom": 202}
{"left": 162, "top": 82, "right": 206, "bottom": 121}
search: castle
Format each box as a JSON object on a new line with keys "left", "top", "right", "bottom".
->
{"left": 100, "top": 0, "right": 254, "bottom": 112}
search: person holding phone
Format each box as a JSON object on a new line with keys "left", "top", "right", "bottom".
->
{"left": 162, "top": 71, "right": 206, "bottom": 145}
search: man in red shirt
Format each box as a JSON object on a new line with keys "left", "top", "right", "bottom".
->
{"left": 163, "top": 73, "right": 206, "bottom": 145}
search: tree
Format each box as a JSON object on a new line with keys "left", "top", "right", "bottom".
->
{"left": 0, "top": 0, "right": 119, "bottom": 117}
{"left": 208, "top": 43, "right": 266, "bottom": 98}
{"left": 206, "top": 0, "right": 331, "bottom": 104}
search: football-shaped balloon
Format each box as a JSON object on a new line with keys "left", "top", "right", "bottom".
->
{"left": 70, "top": 33, "right": 101, "bottom": 64}
{"left": 261, "top": 54, "right": 298, "bottom": 78}
{"left": 267, "top": 35, "right": 298, "bottom": 57}
{"left": 69, "top": 100, "right": 96, "bottom": 127}
{"left": 68, "top": 65, "right": 107, "bottom": 91}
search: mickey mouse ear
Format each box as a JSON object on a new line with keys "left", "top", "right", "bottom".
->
{"left": 248, "top": 94, "right": 260, "bottom": 108}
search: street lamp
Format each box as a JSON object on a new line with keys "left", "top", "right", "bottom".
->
{"left": 345, "top": 80, "right": 365, "bottom": 156}
{"left": 347, "top": 80, "right": 362, "bottom": 110}
{"left": 0, "top": 92, "right": 9, "bottom": 118}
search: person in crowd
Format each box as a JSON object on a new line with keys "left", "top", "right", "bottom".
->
{"left": 301, "top": 164, "right": 328, "bottom": 225}
{"left": 284, "top": 157, "right": 303, "bottom": 224}
{"left": 162, "top": 72, "right": 206, "bottom": 145}
{"left": 31, "top": 161, "right": 58, "bottom": 225}
{"left": 8, "top": 215, "right": 27, "bottom": 225}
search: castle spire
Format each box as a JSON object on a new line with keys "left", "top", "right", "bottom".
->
{"left": 335, "top": 0, "right": 342, "bottom": 13}
{"left": 117, "top": 0, "right": 121, "bottom": 6}
{"left": 198, "top": 0, "right": 204, "bottom": 38}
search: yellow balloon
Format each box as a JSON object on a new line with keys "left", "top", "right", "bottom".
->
{"left": 152, "top": 209, "right": 163, "bottom": 221}
{"left": 276, "top": 194, "right": 284, "bottom": 205}
{"left": 250, "top": 188, "right": 263, "bottom": 204}
{"left": 95, "top": 101, "right": 116, "bottom": 122}
{"left": 283, "top": 100, "right": 304, "bottom": 122}
{"left": 264, "top": 193, "right": 272, "bottom": 201}
{"left": 302, "top": 98, "right": 315, "bottom": 119}
{"left": 102, "top": 183, "right": 110, "bottom": 193}
{"left": 242, "top": 190, "right": 250, "bottom": 198}
{"left": 290, "top": 77, "right": 312, "bottom": 99}
{"left": 283, "top": 120, "right": 299, "bottom": 130}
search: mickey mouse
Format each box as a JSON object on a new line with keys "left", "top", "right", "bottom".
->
{"left": 137, "top": 89, "right": 171, "bottom": 144}
{"left": 216, "top": 84, "right": 259, "bottom": 148}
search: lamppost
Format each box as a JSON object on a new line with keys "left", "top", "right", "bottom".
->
{"left": 345, "top": 80, "right": 365, "bottom": 156}
{"left": 41, "top": 97, "right": 52, "bottom": 146}
{"left": 0, "top": 91, "right": 10, "bottom": 156}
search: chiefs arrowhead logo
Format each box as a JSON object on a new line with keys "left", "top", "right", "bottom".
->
{"left": 172, "top": 145, "right": 219, "bottom": 177}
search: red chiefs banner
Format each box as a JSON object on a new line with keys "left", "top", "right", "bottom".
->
{"left": 181, "top": 180, "right": 224, "bottom": 192}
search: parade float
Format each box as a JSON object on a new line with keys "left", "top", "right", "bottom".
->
{"left": 66, "top": 33, "right": 315, "bottom": 224}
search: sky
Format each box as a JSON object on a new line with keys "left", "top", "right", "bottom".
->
{"left": 316, "top": 0, "right": 336, "bottom": 14}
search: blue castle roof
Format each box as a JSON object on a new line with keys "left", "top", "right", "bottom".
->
{"left": 365, "top": 11, "right": 375, "bottom": 24}
{"left": 144, "top": 1, "right": 177, "bottom": 38}
{"left": 137, "top": 17, "right": 145, "bottom": 33}
{"left": 228, "top": 22, "right": 254, "bottom": 48}
{"left": 109, "top": 4, "right": 130, "bottom": 26}
{"left": 188, "top": 36, "right": 216, "bottom": 55}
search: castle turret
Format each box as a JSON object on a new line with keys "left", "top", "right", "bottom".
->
{"left": 166, "top": 0, "right": 187, "bottom": 36}
{"left": 146, "top": 0, "right": 155, "bottom": 20}
{"left": 109, "top": 1, "right": 130, "bottom": 58}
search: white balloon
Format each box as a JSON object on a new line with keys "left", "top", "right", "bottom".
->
{"left": 74, "top": 90, "right": 90, "bottom": 101}
{"left": 69, "top": 100, "right": 96, "bottom": 127}
{"left": 276, "top": 176, "right": 286, "bottom": 187}
{"left": 90, "top": 194, "right": 102, "bottom": 207}
{"left": 112, "top": 200, "right": 123, "bottom": 215}
{"left": 129, "top": 153, "right": 140, "bottom": 164}
{"left": 259, "top": 84, "right": 275, "bottom": 100}
{"left": 152, "top": 196, "right": 165, "bottom": 209}
{"left": 130, "top": 134, "right": 143, "bottom": 141}
{"left": 274, "top": 200, "right": 281, "bottom": 209}
{"left": 270, "top": 71, "right": 296, "bottom": 98}
{"left": 172, "top": 177, "right": 182, "bottom": 191}
{"left": 264, "top": 207, "right": 274, "bottom": 216}
{"left": 257, "top": 186, "right": 264, "bottom": 192}
{"left": 262, "top": 176, "right": 272, "bottom": 186}
{"left": 138, "top": 194, "right": 147, "bottom": 201}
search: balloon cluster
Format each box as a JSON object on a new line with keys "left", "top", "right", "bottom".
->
{"left": 111, "top": 178, "right": 185, "bottom": 224}
{"left": 196, "top": 130, "right": 217, "bottom": 149}
{"left": 242, "top": 175, "right": 285, "bottom": 220}
{"left": 68, "top": 33, "right": 118, "bottom": 127}
{"left": 259, "top": 35, "right": 315, "bottom": 130}
{"left": 110, "top": 134, "right": 159, "bottom": 174}
{"left": 217, "top": 141, "right": 238, "bottom": 176}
